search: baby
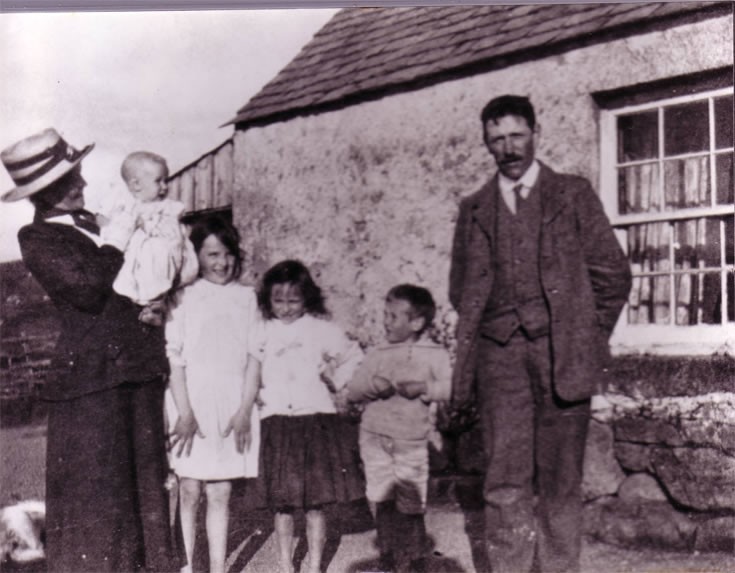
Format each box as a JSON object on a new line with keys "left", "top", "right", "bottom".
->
{"left": 102, "top": 151, "right": 198, "bottom": 325}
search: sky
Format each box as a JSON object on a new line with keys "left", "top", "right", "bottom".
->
{"left": 0, "top": 8, "right": 338, "bottom": 261}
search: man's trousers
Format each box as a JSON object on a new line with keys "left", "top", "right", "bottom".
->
{"left": 476, "top": 332, "right": 590, "bottom": 573}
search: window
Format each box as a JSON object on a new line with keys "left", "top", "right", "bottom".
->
{"left": 599, "top": 86, "right": 734, "bottom": 355}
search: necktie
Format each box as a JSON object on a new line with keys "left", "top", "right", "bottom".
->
{"left": 71, "top": 209, "right": 100, "bottom": 235}
{"left": 513, "top": 183, "right": 524, "bottom": 201}
{"left": 513, "top": 183, "right": 525, "bottom": 213}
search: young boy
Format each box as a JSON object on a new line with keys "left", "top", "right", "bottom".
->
{"left": 102, "top": 151, "right": 198, "bottom": 325}
{"left": 347, "top": 284, "right": 451, "bottom": 572}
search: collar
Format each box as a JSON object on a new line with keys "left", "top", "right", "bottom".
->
{"left": 381, "top": 334, "right": 438, "bottom": 351}
{"left": 43, "top": 212, "right": 104, "bottom": 245}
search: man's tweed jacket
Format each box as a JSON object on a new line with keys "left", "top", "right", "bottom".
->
{"left": 449, "top": 162, "right": 632, "bottom": 404}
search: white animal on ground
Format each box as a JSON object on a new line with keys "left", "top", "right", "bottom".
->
{"left": 0, "top": 500, "right": 46, "bottom": 564}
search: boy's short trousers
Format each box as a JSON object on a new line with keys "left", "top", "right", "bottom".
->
{"left": 358, "top": 427, "right": 428, "bottom": 515}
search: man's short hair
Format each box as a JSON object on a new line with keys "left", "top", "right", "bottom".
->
{"left": 480, "top": 95, "right": 536, "bottom": 134}
{"left": 386, "top": 284, "right": 436, "bottom": 334}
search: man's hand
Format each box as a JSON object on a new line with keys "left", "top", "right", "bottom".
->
{"left": 169, "top": 410, "right": 204, "bottom": 458}
{"left": 222, "top": 407, "right": 251, "bottom": 453}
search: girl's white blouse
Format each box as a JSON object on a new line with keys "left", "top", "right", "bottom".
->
{"left": 255, "top": 314, "right": 363, "bottom": 419}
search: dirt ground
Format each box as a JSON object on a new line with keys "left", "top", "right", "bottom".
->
{"left": 1, "top": 424, "right": 732, "bottom": 573}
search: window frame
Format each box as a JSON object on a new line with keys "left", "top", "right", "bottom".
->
{"left": 599, "top": 86, "right": 735, "bottom": 356}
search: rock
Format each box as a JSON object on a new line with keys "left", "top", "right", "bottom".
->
{"left": 609, "top": 392, "right": 735, "bottom": 512}
{"left": 694, "top": 516, "right": 735, "bottom": 553}
{"left": 615, "top": 442, "right": 651, "bottom": 473}
{"left": 582, "top": 420, "right": 625, "bottom": 501}
{"left": 617, "top": 473, "right": 667, "bottom": 502}
{"left": 651, "top": 447, "right": 735, "bottom": 511}
{"left": 584, "top": 497, "right": 696, "bottom": 551}
{"left": 614, "top": 416, "right": 685, "bottom": 446}
{"left": 608, "top": 355, "right": 735, "bottom": 398}
{"left": 609, "top": 393, "right": 735, "bottom": 449}
{"left": 677, "top": 402, "right": 735, "bottom": 453}
{"left": 590, "top": 394, "right": 614, "bottom": 423}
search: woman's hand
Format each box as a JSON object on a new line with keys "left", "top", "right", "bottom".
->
{"left": 223, "top": 407, "right": 251, "bottom": 453}
{"left": 169, "top": 410, "right": 204, "bottom": 458}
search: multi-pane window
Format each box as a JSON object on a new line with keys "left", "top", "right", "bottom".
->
{"left": 600, "top": 87, "right": 734, "bottom": 350}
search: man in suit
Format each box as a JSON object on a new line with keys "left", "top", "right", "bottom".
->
{"left": 1, "top": 128, "right": 183, "bottom": 572}
{"left": 449, "top": 96, "right": 631, "bottom": 572}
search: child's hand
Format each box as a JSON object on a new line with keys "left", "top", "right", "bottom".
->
{"left": 170, "top": 411, "right": 204, "bottom": 458}
{"left": 333, "top": 387, "right": 351, "bottom": 415}
{"left": 395, "top": 380, "right": 428, "bottom": 400}
{"left": 319, "top": 353, "right": 337, "bottom": 393}
{"left": 223, "top": 407, "right": 251, "bottom": 453}
{"left": 138, "top": 301, "right": 166, "bottom": 326}
{"left": 372, "top": 375, "right": 396, "bottom": 399}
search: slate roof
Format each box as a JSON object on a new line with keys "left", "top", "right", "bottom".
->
{"left": 229, "top": 2, "right": 731, "bottom": 128}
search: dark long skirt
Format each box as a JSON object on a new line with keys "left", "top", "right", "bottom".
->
{"left": 45, "top": 378, "right": 184, "bottom": 572}
{"left": 255, "top": 413, "right": 365, "bottom": 511}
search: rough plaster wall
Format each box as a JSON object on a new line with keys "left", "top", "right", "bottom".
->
{"left": 233, "top": 16, "right": 733, "bottom": 346}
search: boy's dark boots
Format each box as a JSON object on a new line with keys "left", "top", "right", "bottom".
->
{"left": 393, "top": 512, "right": 429, "bottom": 573}
{"left": 375, "top": 501, "right": 397, "bottom": 571}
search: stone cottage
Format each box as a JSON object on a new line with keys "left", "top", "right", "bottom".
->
{"left": 137, "top": 2, "right": 735, "bottom": 551}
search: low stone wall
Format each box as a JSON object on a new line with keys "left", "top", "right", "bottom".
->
{"left": 436, "top": 355, "right": 735, "bottom": 553}
{"left": 583, "top": 355, "right": 735, "bottom": 552}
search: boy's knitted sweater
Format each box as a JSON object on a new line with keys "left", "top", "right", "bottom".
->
{"left": 347, "top": 338, "right": 451, "bottom": 440}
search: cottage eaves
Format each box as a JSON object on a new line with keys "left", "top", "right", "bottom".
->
{"left": 229, "top": 2, "right": 731, "bottom": 129}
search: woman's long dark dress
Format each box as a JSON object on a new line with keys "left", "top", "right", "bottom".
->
{"left": 18, "top": 213, "right": 184, "bottom": 572}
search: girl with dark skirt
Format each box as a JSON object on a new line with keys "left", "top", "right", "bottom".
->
{"left": 253, "top": 260, "right": 364, "bottom": 573}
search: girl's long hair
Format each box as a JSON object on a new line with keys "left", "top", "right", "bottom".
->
{"left": 258, "top": 259, "right": 328, "bottom": 320}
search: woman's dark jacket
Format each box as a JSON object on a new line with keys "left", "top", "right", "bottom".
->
{"left": 18, "top": 216, "right": 168, "bottom": 400}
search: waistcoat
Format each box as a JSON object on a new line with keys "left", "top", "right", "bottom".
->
{"left": 480, "top": 184, "right": 550, "bottom": 343}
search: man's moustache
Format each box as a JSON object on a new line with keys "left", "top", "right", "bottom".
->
{"left": 502, "top": 156, "right": 522, "bottom": 164}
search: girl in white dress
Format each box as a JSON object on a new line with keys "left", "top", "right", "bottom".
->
{"left": 165, "top": 216, "right": 261, "bottom": 573}
{"left": 253, "top": 260, "right": 364, "bottom": 573}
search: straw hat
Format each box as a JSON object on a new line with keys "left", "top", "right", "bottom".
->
{"left": 1, "top": 128, "right": 94, "bottom": 202}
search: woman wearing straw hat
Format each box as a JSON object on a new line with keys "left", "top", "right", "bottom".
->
{"left": 1, "top": 128, "right": 184, "bottom": 572}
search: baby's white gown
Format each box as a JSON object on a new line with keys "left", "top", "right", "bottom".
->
{"left": 165, "top": 279, "right": 260, "bottom": 480}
